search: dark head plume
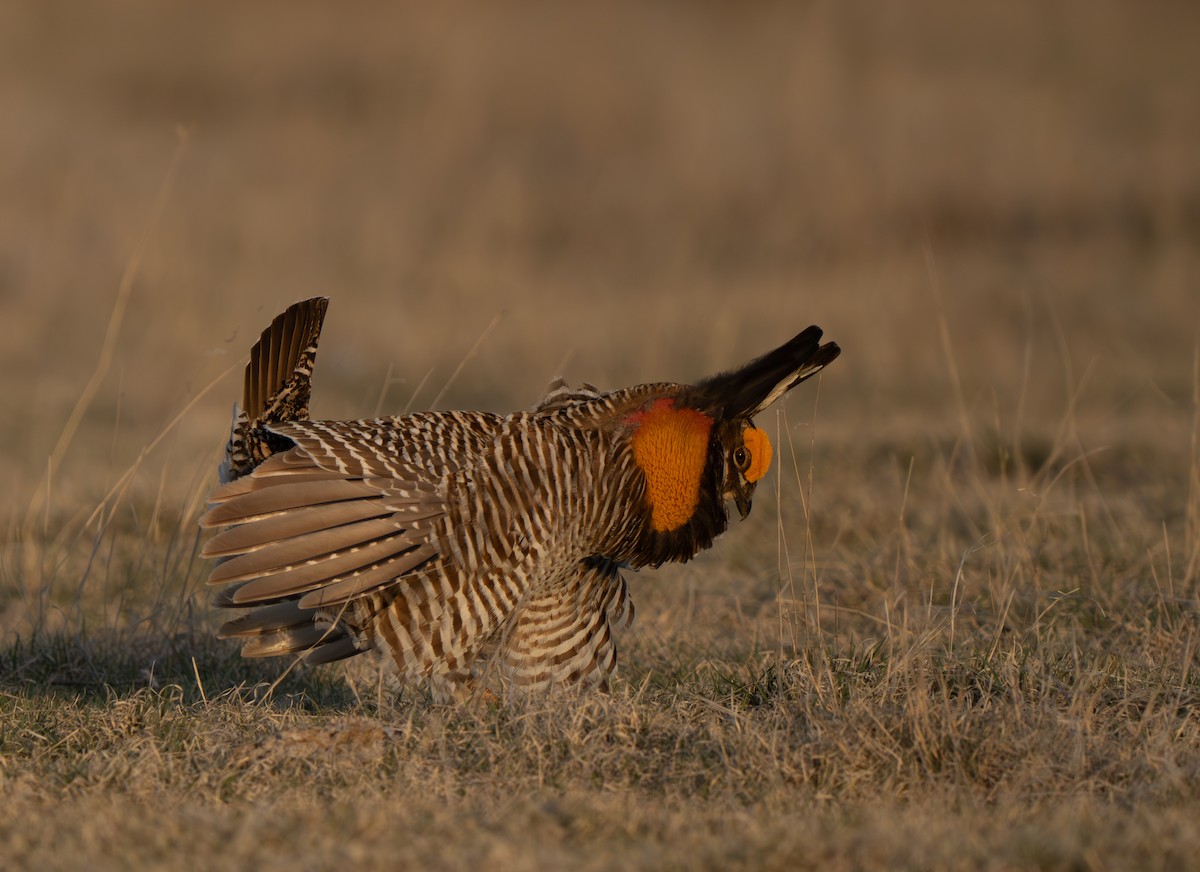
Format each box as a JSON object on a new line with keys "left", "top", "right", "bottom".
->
{"left": 687, "top": 326, "right": 840, "bottom": 420}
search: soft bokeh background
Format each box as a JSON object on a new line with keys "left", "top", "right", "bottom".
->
{"left": 3, "top": 0, "right": 1196, "bottom": 514}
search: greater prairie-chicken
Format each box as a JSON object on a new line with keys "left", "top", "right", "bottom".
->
{"left": 202, "top": 299, "right": 839, "bottom": 700}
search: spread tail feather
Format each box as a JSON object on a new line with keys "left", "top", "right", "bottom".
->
{"left": 689, "top": 326, "right": 840, "bottom": 420}
{"left": 245, "top": 297, "right": 329, "bottom": 422}
{"left": 221, "top": 297, "right": 329, "bottom": 482}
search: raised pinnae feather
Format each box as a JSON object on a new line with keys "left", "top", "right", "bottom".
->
{"left": 688, "top": 326, "right": 841, "bottom": 420}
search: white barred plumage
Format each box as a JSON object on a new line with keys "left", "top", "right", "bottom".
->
{"left": 201, "top": 298, "right": 839, "bottom": 701}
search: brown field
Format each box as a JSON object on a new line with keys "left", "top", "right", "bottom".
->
{"left": 2, "top": 2, "right": 1199, "bottom": 869}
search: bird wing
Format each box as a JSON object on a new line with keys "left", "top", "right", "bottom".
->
{"left": 200, "top": 428, "right": 447, "bottom": 611}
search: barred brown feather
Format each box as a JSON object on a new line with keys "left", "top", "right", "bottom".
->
{"left": 204, "top": 299, "right": 839, "bottom": 700}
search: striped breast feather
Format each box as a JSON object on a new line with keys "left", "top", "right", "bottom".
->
{"left": 199, "top": 442, "right": 447, "bottom": 610}
{"left": 495, "top": 559, "right": 634, "bottom": 690}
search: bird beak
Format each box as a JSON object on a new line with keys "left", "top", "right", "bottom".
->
{"left": 734, "top": 491, "right": 753, "bottom": 520}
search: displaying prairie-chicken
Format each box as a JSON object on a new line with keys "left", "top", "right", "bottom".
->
{"left": 201, "top": 299, "right": 839, "bottom": 701}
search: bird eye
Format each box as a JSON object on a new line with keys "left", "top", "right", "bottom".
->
{"left": 733, "top": 445, "right": 750, "bottom": 472}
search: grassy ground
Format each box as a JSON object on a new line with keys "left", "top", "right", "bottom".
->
{"left": 2, "top": 2, "right": 1199, "bottom": 869}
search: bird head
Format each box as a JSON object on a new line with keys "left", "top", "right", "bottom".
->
{"left": 620, "top": 326, "right": 839, "bottom": 566}
{"left": 713, "top": 418, "right": 773, "bottom": 522}
{"left": 685, "top": 324, "right": 839, "bottom": 525}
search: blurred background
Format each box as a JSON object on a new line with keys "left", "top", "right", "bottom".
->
{"left": 1, "top": 1, "right": 1197, "bottom": 626}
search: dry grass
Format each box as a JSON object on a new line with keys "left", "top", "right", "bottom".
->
{"left": 2, "top": 1, "right": 1199, "bottom": 869}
